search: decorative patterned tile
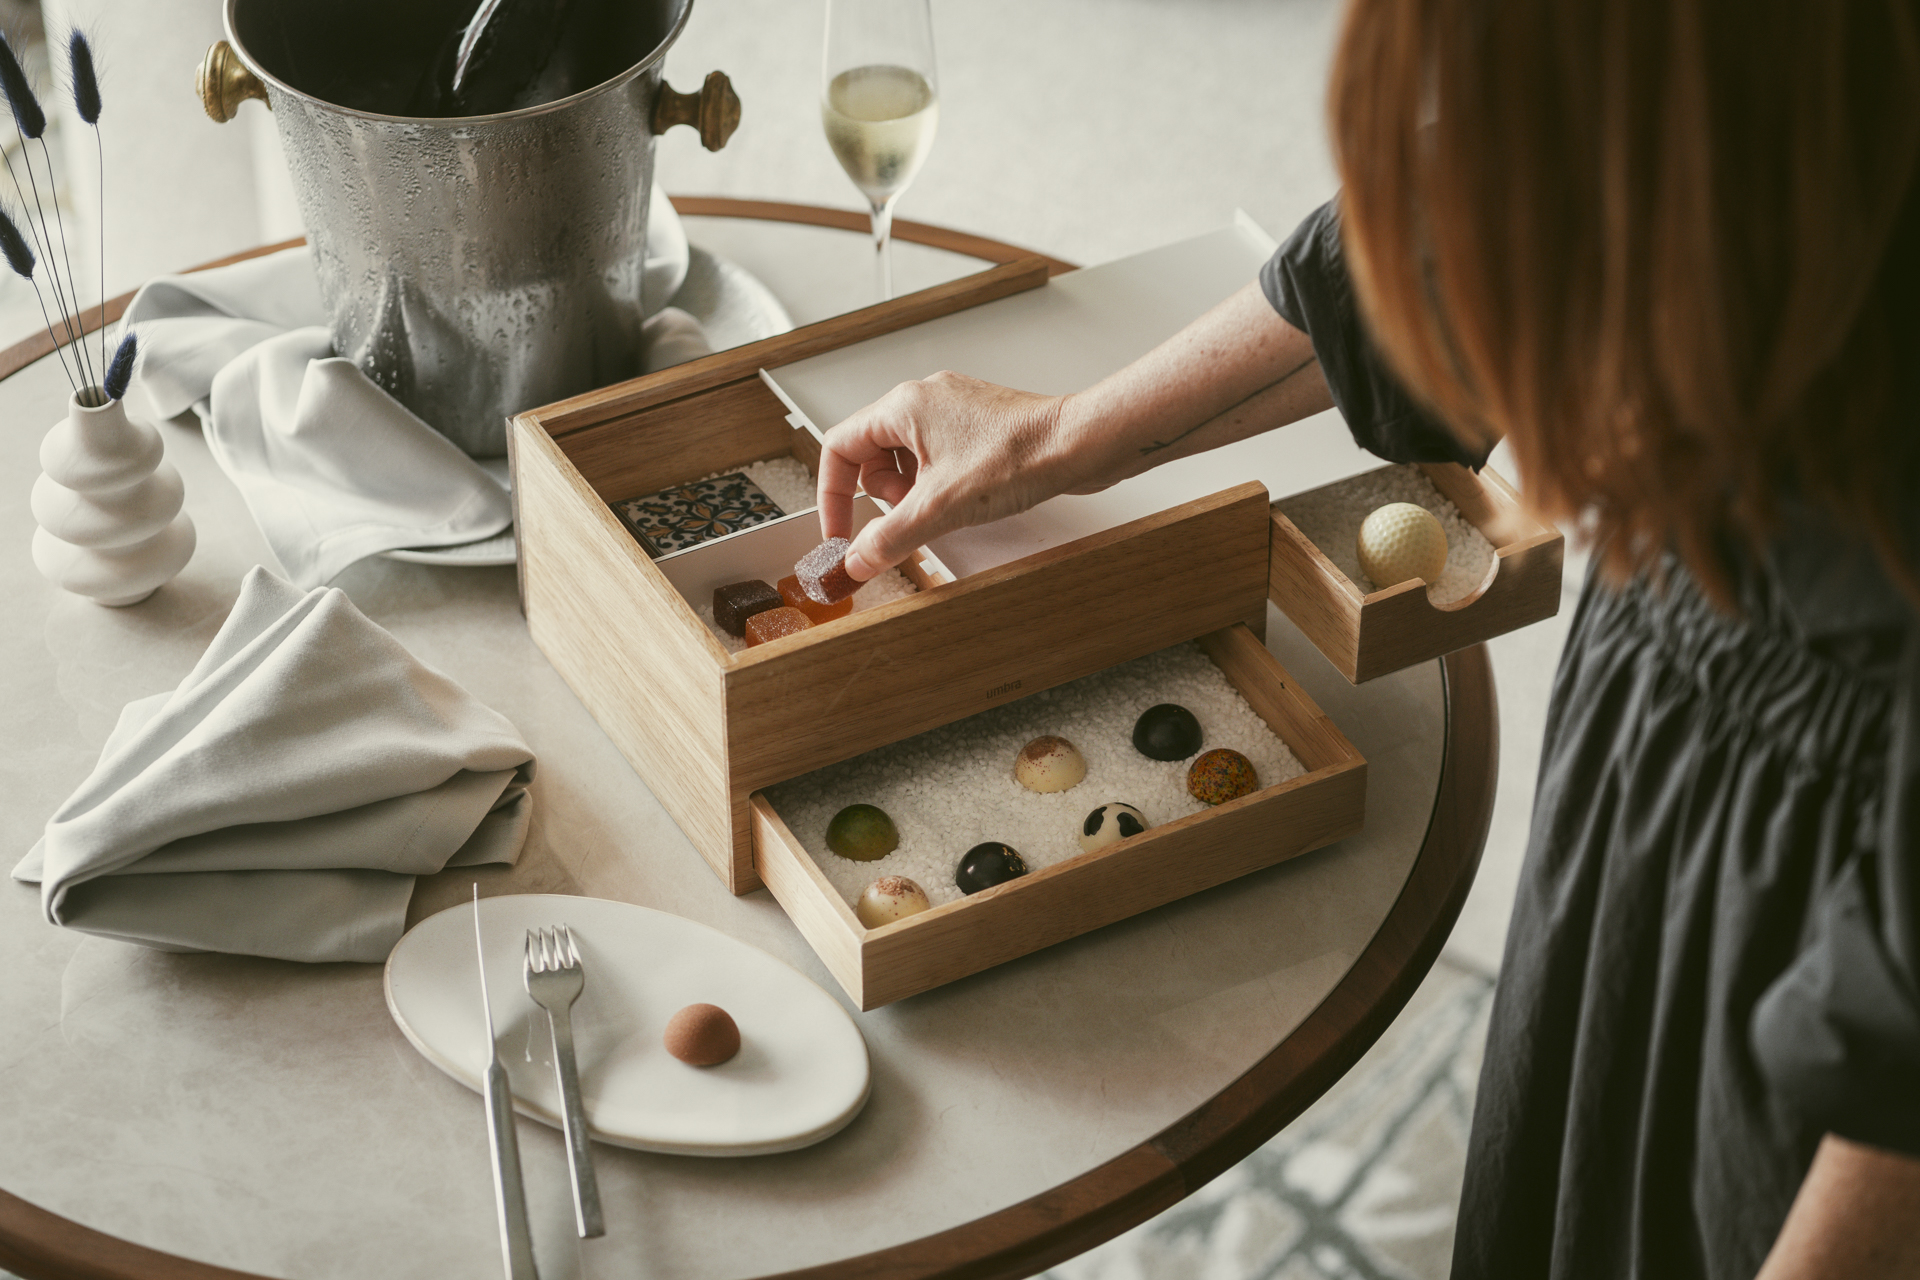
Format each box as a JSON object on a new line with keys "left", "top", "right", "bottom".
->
{"left": 1044, "top": 961, "right": 1494, "bottom": 1280}
{"left": 613, "top": 473, "right": 786, "bottom": 556}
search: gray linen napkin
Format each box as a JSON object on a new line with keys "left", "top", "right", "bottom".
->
{"left": 120, "top": 187, "right": 698, "bottom": 588}
{"left": 13, "top": 567, "right": 535, "bottom": 963}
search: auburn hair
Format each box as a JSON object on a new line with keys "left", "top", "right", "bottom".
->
{"left": 1330, "top": 0, "right": 1920, "bottom": 599}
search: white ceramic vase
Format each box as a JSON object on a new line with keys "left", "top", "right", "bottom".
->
{"left": 31, "top": 388, "right": 196, "bottom": 607}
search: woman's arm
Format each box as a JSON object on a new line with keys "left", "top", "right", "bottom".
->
{"left": 816, "top": 280, "right": 1334, "bottom": 580}
{"left": 1755, "top": 1135, "right": 1920, "bottom": 1278}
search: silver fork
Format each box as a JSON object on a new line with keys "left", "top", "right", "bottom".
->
{"left": 524, "top": 926, "right": 604, "bottom": 1239}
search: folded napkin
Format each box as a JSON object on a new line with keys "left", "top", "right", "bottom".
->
{"left": 123, "top": 186, "right": 700, "bottom": 588}
{"left": 13, "top": 567, "right": 535, "bottom": 963}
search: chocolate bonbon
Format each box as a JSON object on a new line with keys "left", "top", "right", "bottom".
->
{"left": 855, "top": 876, "right": 932, "bottom": 927}
{"left": 1079, "top": 802, "right": 1148, "bottom": 852}
{"left": 1132, "top": 703, "right": 1203, "bottom": 761}
{"left": 1187, "top": 748, "right": 1259, "bottom": 805}
{"left": 827, "top": 804, "right": 900, "bottom": 862}
{"left": 1014, "top": 735, "right": 1087, "bottom": 793}
{"left": 663, "top": 1003, "right": 740, "bottom": 1066}
{"left": 955, "top": 842, "right": 1027, "bottom": 894}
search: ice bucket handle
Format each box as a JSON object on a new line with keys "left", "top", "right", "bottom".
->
{"left": 197, "top": 40, "right": 270, "bottom": 123}
{"left": 652, "top": 71, "right": 740, "bottom": 151}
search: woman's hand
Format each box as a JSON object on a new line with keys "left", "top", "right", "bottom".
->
{"left": 816, "top": 372, "right": 1084, "bottom": 582}
{"left": 815, "top": 282, "right": 1333, "bottom": 581}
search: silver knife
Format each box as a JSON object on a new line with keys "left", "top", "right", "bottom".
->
{"left": 474, "top": 887, "right": 540, "bottom": 1280}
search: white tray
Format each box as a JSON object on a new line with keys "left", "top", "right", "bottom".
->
{"left": 384, "top": 894, "right": 869, "bottom": 1156}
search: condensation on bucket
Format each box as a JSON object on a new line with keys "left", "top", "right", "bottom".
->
{"left": 226, "top": 0, "right": 692, "bottom": 457}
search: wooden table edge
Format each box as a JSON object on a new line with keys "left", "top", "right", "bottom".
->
{"left": 0, "top": 200, "right": 1497, "bottom": 1280}
{"left": 0, "top": 196, "right": 1074, "bottom": 384}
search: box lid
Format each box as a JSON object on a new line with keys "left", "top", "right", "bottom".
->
{"left": 761, "top": 218, "right": 1385, "bottom": 580}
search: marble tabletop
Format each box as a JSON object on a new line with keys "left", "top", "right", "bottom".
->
{"left": 0, "top": 219, "right": 1463, "bottom": 1280}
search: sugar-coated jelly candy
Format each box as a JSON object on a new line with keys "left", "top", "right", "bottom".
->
{"left": 779, "top": 573, "right": 853, "bottom": 624}
{"left": 1079, "top": 802, "right": 1148, "bottom": 852}
{"left": 1132, "top": 703, "right": 1203, "bottom": 761}
{"left": 1187, "top": 748, "right": 1259, "bottom": 805}
{"left": 712, "top": 579, "right": 782, "bottom": 636}
{"left": 856, "top": 876, "right": 931, "bottom": 927}
{"left": 955, "top": 842, "right": 1027, "bottom": 895}
{"left": 744, "top": 606, "right": 813, "bottom": 646}
{"left": 1015, "top": 735, "right": 1086, "bottom": 793}
{"left": 795, "top": 537, "right": 859, "bottom": 605}
{"left": 826, "top": 804, "right": 899, "bottom": 861}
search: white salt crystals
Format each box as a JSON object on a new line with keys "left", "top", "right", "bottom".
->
{"left": 1275, "top": 465, "right": 1496, "bottom": 606}
{"left": 733, "top": 457, "right": 818, "bottom": 513}
{"left": 764, "top": 642, "right": 1307, "bottom": 913}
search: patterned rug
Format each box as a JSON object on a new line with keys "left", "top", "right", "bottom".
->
{"left": 1043, "top": 959, "right": 1495, "bottom": 1280}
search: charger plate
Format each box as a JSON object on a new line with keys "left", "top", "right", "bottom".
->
{"left": 384, "top": 893, "right": 870, "bottom": 1156}
{"left": 383, "top": 245, "right": 794, "bottom": 567}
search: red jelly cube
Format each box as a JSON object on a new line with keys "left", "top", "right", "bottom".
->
{"left": 712, "top": 579, "right": 782, "bottom": 636}
{"left": 744, "top": 606, "right": 813, "bottom": 646}
{"left": 795, "top": 537, "right": 858, "bottom": 605}
{"left": 779, "top": 574, "right": 853, "bottom": 624}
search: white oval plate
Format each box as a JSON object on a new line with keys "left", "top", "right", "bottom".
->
{"left": 384, "top": 894, "right": 870, "bottom": 1156}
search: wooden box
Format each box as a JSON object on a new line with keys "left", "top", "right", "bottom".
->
{"left": 510, "top": 260, "right": 1280, "bottom": 895}
{"left": 749, "top": 624, "right": 1365, "bottom": 1009}
{"left": 1268, "top": 462, "right": 1563, "bottom": 684}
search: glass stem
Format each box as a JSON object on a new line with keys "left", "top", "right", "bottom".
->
{"left": 869, "top": 196, "right": 897, "bottom": 302}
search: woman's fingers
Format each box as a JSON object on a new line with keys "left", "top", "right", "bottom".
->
{"left": 815, "top": 386, "right": 923, "bottom": 541}
{"left": 859, "top": 454, "right": 915, "bottom": 506}
{"left": 847, "top": 492, "right": 934, "bottom": 582}
{"left": 817, "top": 372, "right": 1075, "bottom": 579}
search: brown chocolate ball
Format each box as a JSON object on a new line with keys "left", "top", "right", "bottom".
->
{"left": 663, "top": 1003, "right": 740, "bottom": 1066}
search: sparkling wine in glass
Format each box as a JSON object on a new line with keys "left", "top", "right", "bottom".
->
{"left": 822, "top": 0, "right": 938, "bottom": 301}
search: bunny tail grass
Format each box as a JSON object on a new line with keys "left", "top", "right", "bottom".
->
{"left": 1, "top": 205, "right": 76, "bottom": 391}
{"left": 36, "top": 136, "right": 94, "bottom": 387}
{"left": 0, "top": 204, "right": 32, "bottom": 277}
{"left": 0, "top": 34, "right": 45, "bottom": 139}
{"left": 73, "top": 30, "right": 105, "bottom": 374}
{"left": 68, "top": 33, "right": 100, "bottom": 124}
{"left": 104, "top": 330, "right": 135, "bottom": 401}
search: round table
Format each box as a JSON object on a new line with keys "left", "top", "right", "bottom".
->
{"left": 0, "top": 199, "right": 1495, "bottom": 1280}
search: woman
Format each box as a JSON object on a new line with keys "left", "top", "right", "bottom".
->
{"left": 815, "top": 1, "right": 1920, "bottom": 1276}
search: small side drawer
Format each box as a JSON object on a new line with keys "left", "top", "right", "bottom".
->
{"left": 1268, "top": 462, "right": 1563, "bottom": 683}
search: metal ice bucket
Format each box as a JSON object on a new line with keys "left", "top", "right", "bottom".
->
{"left": 196, "top": 0, "right": 738, "bottom": 457}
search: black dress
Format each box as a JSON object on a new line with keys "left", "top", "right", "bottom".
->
{"left": 1262, "top": 201, "right": 1920, "bottom": 1279}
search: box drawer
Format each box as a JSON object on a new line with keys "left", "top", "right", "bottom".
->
{"left": 1268, "top": 462, "right": 1562, "bottom": 683}
{"left": 749, "top": 623, "right": 1366, "bottom": 1009}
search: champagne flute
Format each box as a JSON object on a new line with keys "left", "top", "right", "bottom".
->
{"left": 822, "top": 0, "right": 939, "bottom": 302}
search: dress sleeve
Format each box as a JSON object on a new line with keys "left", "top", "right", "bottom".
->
{"left": 1752, "top": 620, "right": 1920, "bottom": 1157}
{"left": 1261, "top": 198, "right": 1489, "bottom": 470}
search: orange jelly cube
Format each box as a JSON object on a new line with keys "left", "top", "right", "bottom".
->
{"left": 778, "top": 574, "right": 853, "bottom": 624}
{"left": 744, "top": 606, "right": 813, "bottom": 646}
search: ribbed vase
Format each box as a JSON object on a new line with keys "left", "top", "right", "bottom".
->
{"left": 31, "top": 387, "right": 196, "bottom": 607}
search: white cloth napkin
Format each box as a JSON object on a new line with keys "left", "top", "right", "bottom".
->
{"left": 122, "top": 187, "right": 699, "bottom": 588}
{"left": 13, "top": 567, "right": 536, "bottom": 963}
